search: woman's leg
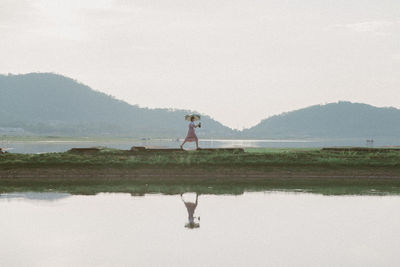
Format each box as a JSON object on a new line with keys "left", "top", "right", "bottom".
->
{"left": 180, "top": 140, "right": 186, "bottom": 149}
{"left": 195, "top": 138, "right": 199, "bottom": 150}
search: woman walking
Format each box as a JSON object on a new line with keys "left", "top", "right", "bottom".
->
{"left": 180, "top": 115, "right": 201, "bottom": 150}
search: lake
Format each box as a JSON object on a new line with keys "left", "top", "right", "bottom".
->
{"left": 1, "top": 191, "right": 399, "bottom": 267}
{"left": 2, "top": 137, "right": 398, "bottom": 154}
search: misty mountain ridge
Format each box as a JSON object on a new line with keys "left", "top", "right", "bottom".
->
{"left": 243, "top": 101, "right": 400, "bottom": 139}
{"left": 0, "top": 73, "right": 236, "bottom": 137}
{"left": 1, "top": 73, "right": 399, "bottom": 139}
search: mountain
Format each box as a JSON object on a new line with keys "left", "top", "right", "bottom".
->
{"left": 243, "top": 101, "right": 400, "bottom": 139}
{"left": 0, "top": 73, "right": 236, "bottom": 138}
{"left": 1, "top": 73, "right": 399, "bottom": 140}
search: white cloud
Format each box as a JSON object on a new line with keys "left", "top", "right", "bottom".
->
{"left": 347, "top": 21, "right": 394, "bottom": 32}
{"left": 336, "top": 19, "right": 400, "bottom": 36}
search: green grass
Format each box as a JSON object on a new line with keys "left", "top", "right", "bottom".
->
{"left": 1, "top": 147, "right": 400, "bottom": 168}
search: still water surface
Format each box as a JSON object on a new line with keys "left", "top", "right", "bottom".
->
{"left": 1, "top": 192, "right": 399, "bottom": 267}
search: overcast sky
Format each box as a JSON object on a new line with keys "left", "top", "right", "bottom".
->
{"left": 1, "top": 0, "right": 399, "bottom": 129}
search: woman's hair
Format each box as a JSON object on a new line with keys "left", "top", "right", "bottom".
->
{"left": 191, "top": 116, "right": 195, "bottom": 121}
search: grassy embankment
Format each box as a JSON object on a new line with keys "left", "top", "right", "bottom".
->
{"left": 1, "top": 147, "right": 400, "bottom": 168}
{"left": 1, "top": 147, "right": 400, "bottom": 195}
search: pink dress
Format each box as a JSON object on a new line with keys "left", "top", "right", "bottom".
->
{"left": 184, "top": 122, "right": 198, "bottom": 142}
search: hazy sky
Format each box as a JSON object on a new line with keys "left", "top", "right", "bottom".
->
{"left": 1, "top": 0, "right": 399, "bottom": 129}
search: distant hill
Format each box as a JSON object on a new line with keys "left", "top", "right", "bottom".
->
{"left": 1, "top": 73, "right": 399, "bottom": 140}
{"left": 243, "top": 101, "right": 400, "bottom": 139}
{"left": 0, "top": 73, "right": 237, "bottom": 137}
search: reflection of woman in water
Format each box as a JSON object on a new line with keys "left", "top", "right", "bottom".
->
{"left": 181, "top": 193, "right": 200, "bottom": 228}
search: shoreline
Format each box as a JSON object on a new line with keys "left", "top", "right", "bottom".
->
{"left": 1, "top": 147, "right": 400, "bottom": 195}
